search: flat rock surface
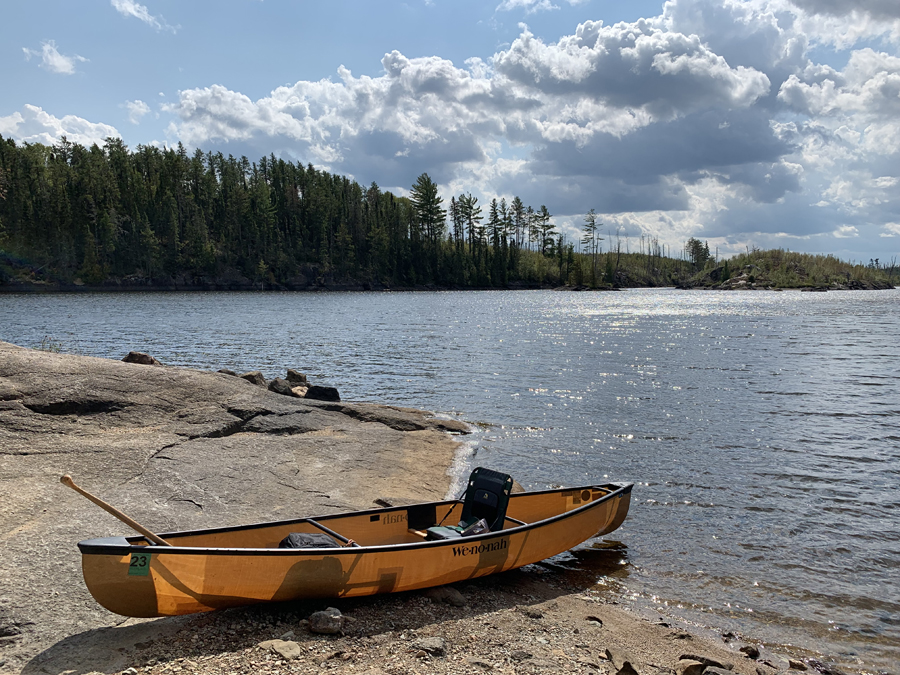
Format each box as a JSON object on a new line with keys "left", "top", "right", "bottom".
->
{"left": 0, "top": 342, "right": 465, "bottom": 674}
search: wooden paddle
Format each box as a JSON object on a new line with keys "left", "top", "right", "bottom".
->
{"left": 60, "top": 474, "right": 172, "bottom": 547}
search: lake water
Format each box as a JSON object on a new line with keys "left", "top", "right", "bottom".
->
{"left": 2, "top": 288, "right": 898, "bottom": 671}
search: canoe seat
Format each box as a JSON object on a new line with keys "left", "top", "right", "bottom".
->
{"left": 459, "top": 467, "right": 514, "bottom": 532}
{"left": 423, "top": 467, "right": 514, "bottom": 541}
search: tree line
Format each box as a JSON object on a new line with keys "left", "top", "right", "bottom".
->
{"left": 4, "top": 134, "right": 886, "bottom": 292}
{"left": 0, "top": 135, "right": 593, "bottom": 289}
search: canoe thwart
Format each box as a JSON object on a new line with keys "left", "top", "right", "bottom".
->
{"left": 304, "top": 518, "right": 360, "bottom": 547}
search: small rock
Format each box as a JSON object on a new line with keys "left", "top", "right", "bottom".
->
{"left": 268, "top": 377, "right": 297, "bottom": 397}
{"left": 319, "top": 650, "right": 345, "bottom": 663}
{"left": 740, "top": 645, "right": 761, "bottom": 660}
{"left": 411, "top": 637, "right": 446, "bottom": 656}
{"left": 259, "top": 639, "right": 302, "bottom": 660}
{"left": 510, "top": 650, "right": 533, "bottom": 661}
{"left": 806, "top": 659, "right": 846, "bottom": 675}
{"left": 286, "top": 369, "right": 308, "bottom": 385}
{"left": 305, "top": 384, "right": 340, "bottom": 401}
{"left": 309, "top": 607, "right": 345, "bottom": 634}
{"left": 671, "top": 631, "right": 693, "bottom": 640}
{"left": 759, "top": 652, "right": 791, "bottom": 672}
{"left": 465, "top": 656, "right": 493, "bottom": 669}
{"left": 424, "top": 586, "right": 466, "bottom": 607}
{"left": 279, "top": 630, "right": 295, "bottom": 640}
{"left": 606, "top": 647, "right": 640, "bottom": 675}
{"left": 217, "top": 368, "right": 237, "bottom": 376}
{"left": 239, "top": 371, "right": 267, "bottom": 388}
{"left": 122, "top": 352, "right": 161, "bottom": 366}
{"left": 123, "top": 669, "right": 138, "bottom": 675}
{"left": 520, "top": 606, "right": 543, "bottom": 619}
{"left": 708, "top": 668, "right": 734, "bottom": 675}
{"left": 679, "top": 654, "right": 733, "bottom": 671}
{"left": 676, "top": 659, "right": 707, "bottom": 675}
{"left": 788, "top": 659, "right": 808, "bottom": 671}
{"left": 292, "top": 385, "right": 309, "bottom": 398}
{"left": 585, "top": 615, "right": 603, "bottom": 626}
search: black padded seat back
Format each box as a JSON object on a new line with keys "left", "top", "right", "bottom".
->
{"left": 460, "top": 467, "right": 514, "bottom": 532}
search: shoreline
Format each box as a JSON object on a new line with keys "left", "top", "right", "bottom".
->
{"left": 0, "top": 343, "right": 873, "bottom": 675}
{"left": 0, "top": 280, "right": 895, "bottom": 294}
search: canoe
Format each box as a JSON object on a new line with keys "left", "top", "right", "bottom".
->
{"left": 76, "top": 473, "right": 632, "bottom": 617}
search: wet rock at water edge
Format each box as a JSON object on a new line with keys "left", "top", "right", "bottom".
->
{"left": 739, "top": 644, "right": 761, "bottom": 660}
{"left": 308, "top": 607, "right": 346, "bottom": 634}
{"left": 286, "top": 368, "right": 308, "bottom": 385}
{"left": 239, "top": 370, "right": 267, "bottom": 387}
{"left": 217, "top": 368, "right": 237, "bottom": 376}
{"left": 268, "top": 377, "right": 298, "bottom": 397}
{"left": 305, "top": 384, "right": 341, "bottom": 401}
{"left": 122, "top": 351, "right": 162, "bottom": 366}
{"left": 805, "top": 659, "right": 848, "bottom": 675}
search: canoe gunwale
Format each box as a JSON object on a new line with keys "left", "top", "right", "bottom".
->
{"left": 77, "top": 482, "right": 633, "bottom": 558}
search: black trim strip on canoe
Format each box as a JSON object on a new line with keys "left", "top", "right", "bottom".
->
{"left": 77, "top": 482, "right": 632, "bottom": 557}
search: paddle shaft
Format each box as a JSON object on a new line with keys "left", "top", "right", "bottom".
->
{"left": 60, "top": 475, "right": 172, "bottom": 546}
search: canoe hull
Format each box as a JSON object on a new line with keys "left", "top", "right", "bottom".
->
{"left": 78, "top": 483, "right": 632, "bottom": 617}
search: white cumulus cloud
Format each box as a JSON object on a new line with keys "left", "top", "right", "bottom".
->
{"left": 0, "top": 105, "right": 120, "bottom": 147}
{"left": 156, "top": 0, "right": 899, "bottom": 261}
{"left": 22, "top": 40, "right": 88, "bottom": 75}
{"left": 124, "top": 99, "right": 151, "bottom": 124}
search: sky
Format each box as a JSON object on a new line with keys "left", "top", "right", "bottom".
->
{"left": 1, "top": 0, "right": 899, "bottom": 264}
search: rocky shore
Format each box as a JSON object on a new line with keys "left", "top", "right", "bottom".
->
{"left": 0, "top": 343, "right": 857, "bottom": 675}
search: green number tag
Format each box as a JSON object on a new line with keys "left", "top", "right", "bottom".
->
{"left": 128, "top": 551, "right": 152, "bottom": 576}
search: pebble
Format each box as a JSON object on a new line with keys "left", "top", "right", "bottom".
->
{"left": 740, "top": 644, "right": 761, "bottom": 659}
{"left": 676, "top": 659, "right": 707, "bottom": 675}
{"left": 465, "top": 656, "right": 494, "bottom": 669}
{"left": 308, "top": 607, "right": 344, "bottom": 634}
{"left": 425, "top": 586, "right": 467, "bottom": 607}
{"left": 411, "top": 636, "right": 446, "bottom": 656}
{"left": 679, "top": 653, "right": 734, "bottom": 670}
{"left": 520, "top": 606, "right": 544, "bottom": 619}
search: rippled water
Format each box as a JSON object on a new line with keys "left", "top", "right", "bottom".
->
{"left": 2, "top": 289, "right": 898, "bottom": 671}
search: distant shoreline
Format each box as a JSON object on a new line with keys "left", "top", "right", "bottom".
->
{"left": 1, "top": 280, "right": 895, "bottom": 293}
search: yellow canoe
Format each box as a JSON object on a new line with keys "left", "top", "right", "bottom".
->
{"left": 76, "top": 479, "right": 632, "bottom": 617}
